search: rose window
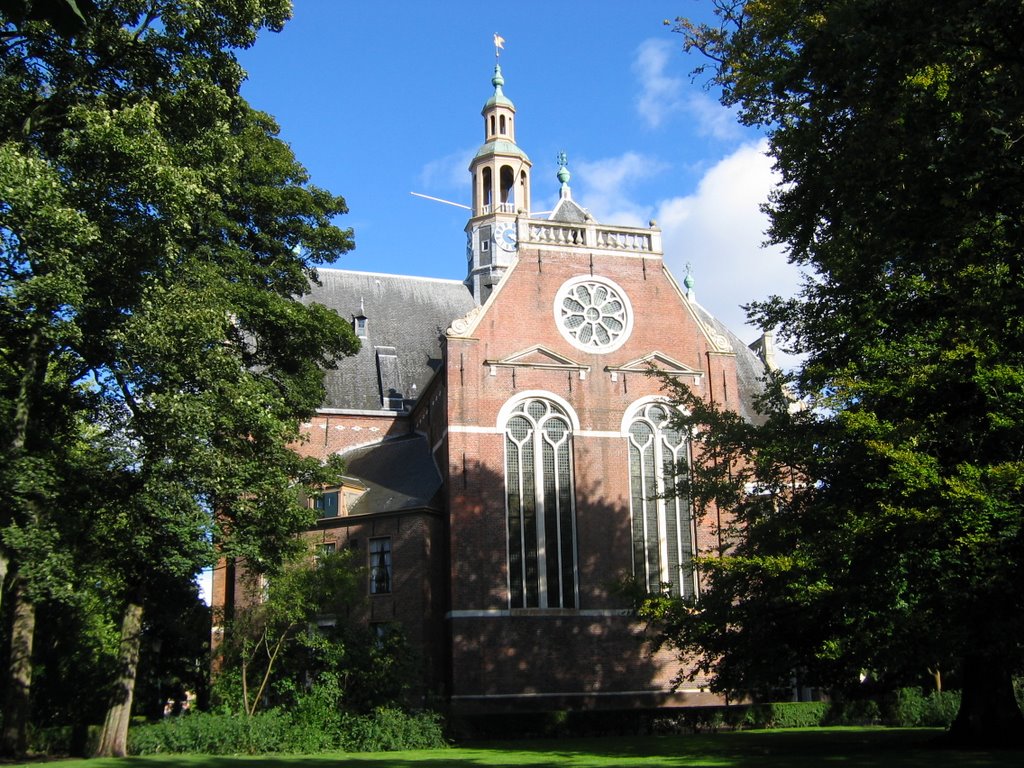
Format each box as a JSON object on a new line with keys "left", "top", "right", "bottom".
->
{"left": 555, "top": 277, "right": 633, "bottom": 353}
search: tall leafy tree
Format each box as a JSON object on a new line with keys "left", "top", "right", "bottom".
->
{"left": 645, "top": 0, "right": 1024, "bottom": 746}
{"left": 1, "top": 1, "right": 358, "bottom": 756}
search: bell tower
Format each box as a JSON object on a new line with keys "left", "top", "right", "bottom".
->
{"left": 465, "top": 63, "right": 532, "bottom": 303}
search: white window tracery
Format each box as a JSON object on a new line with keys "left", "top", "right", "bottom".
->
{"left": 554, "top": 277, "right": 633, "bottom": 353}
{"left": 627, "top": 402, "right": 696, "bottom": 598}
{"left": 504, "top": 397, "right": 578, "bottom": 609}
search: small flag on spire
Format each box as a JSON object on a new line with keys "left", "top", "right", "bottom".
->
{"left": 494, "top": 33, "right": 505, "bottom": 56}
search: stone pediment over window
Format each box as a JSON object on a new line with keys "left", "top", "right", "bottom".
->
{"left": 484, "top": 345, "right": 590, "bottom": 379}
{"left": 605, "top": 351, "right": 703, "bottom": 383}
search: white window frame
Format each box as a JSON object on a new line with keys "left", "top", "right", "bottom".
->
{"left": 502, "top": 394, "right": 580, "bottom": 609}
{"left": 623, "top": 398, "right": 697, "bottom": 598}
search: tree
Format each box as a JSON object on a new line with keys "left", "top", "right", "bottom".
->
{"left": 1, "top": 1, "right": 358, "bottom": 756}
{"left": 216, "top": 545, "right": 366, "bottom": 717}
{"left": 647, "top": 0, "right": 1024, "bottom": 746}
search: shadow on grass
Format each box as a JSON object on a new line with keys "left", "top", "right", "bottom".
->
{"left": 459, "top": 729, "right": 1024, "bottom": 767}
{"left": 20, "top": 729, "right": 1024, "bottom": 768}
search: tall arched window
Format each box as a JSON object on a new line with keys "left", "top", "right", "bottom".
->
{"left": 499, "top": 164, "right": 515, "bottom": 205}
{"left": 481, "top": 167, "right": 493, "bottom": 209}
{"left": 505, "top": 398, "right": 577, "bottom": 609}
{"left": 627, "top": 402, "right": 695, "bottom": 598}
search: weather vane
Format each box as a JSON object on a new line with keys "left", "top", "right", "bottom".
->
{"left": 493, "top": 33, "right": 505, "bottom": 59}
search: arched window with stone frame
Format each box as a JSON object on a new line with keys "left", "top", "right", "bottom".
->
{"left": 503, "top": 395, "right": 578, "bottom": 609}
{"left": 626, "top": 400, "right": 696, "bottom": 598}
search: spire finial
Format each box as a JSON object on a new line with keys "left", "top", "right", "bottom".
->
{"left": 556, "top": 151, "right": 571, "bottom": 197}
{"left": 684, "top": 262, "right": 696, "bottom": 300}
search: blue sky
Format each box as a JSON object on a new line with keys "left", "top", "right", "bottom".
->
{"left": 236, "top": 1, "right": 801, "bottom": 343}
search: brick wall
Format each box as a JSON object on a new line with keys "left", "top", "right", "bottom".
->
{"left": 444, "top": 247, "right": 736, "bottom": 709}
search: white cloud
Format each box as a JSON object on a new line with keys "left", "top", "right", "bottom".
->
{"left": 685, "top": 92, "right": 745, "bottom": 141}
{"left": 633, "top": 38, "right": 686, "bottom": 129}
{"left": 573, "top": 151, "right": 666, "bottom": 227}
{"left": 633, "top": 38, "right": 744, "bottom": 141}
{"left": 656, "top": 140, "right": 801, "bottom": 353}
{"left": 419, "top": 146, "right": 475, "bottom": 191}
{"left": 563, "top": 141, "right": 800, "bottom": 365}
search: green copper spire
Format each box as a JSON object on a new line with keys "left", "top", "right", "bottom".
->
{"left": 556, "top": 151, "right": 571, "bottom": 187}
{"left": 485, "top": 64, "right": 514, "bottom": 110}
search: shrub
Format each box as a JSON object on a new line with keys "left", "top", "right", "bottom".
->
{"left": 884, "top": 687, "right": 961, "bottom": 727}
{"left": 825, "top": 698, "right": 882, "bottom": 726}
{"left": 128, "top": 704, "right": 446, "bottom": 755}
{"left": 339, "top": 708, "right": 447, "bottom": 752}
{"left": 128, "top": 709, "right": 292, "bottom": 755}
{"left": 281, "top": 674, "right": 346, "bottom": 753}
{"left": 743, "top": 701, "right": 829, "bottom": 729}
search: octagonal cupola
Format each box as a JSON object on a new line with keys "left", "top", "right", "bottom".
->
{"left": 470, "top": 64, "right": 532, "bottom": 218}
{"left": 465, "top": 64, "right": 533, "bottom": 303}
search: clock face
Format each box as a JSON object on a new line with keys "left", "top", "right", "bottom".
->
{"left": 494, "top": 221, "right": 518, "bottom": 252}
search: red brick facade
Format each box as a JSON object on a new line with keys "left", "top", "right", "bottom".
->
{"left": 441, "top": 244, "right": 740, "bottom": 712}
{"left": 213, "top": 65, "right": 766, "bottom": 715}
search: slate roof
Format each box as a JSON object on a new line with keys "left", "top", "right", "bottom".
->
{"left": 342, "top": 434, "right": 444, "bottom": 515}
{"left": 303, "top": 268, "right": 476, "bottom": 411}
{"left": 690, "top": 302, "right": 771, "bottom": 426}
{"left": 549, "top": 194, "right": 589, "bottom": 223}
{"left": 302, "top": 267, "right": 768, "bottom": 423}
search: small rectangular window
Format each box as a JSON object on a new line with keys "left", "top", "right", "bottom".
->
{"left": 369, "top": 537, "right": 392, "bottom": 595}
{"left": 314, "top": 491, "right": 340, "bottom": 518}
{"left": 354, "top": 317, "right": 367, "bottom": 337}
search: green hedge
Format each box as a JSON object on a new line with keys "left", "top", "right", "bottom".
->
{"left": 743, "top": 701, "right": 830, "bottom": 729}
{"left": 453, "top": 690, "right": 967, "bottom": 739}
{"left": 883, "top": 688, "right": 961, "bottom": 728}
{"left": 127, "top": 707, "right": 446, "bottom": 755}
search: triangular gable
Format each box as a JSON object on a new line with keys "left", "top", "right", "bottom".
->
{"left": 549, "top": 196, "right": 590, "bottom": 224}
{"left": 484, "top": 345, "right": 590, "bottom": 378}
{"left": 606, "top": 351, "right": 703, "bottom": 382}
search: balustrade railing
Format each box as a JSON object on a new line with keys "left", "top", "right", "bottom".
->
{"left": 522, "top": 219, "right": 659, "bottom": 255}
{"left": 481, "top": 202, "right": 517, "bottom": 215}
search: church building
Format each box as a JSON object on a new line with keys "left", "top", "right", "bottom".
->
{"left": 213, "top": 62, "right": 770, "bottom": 715}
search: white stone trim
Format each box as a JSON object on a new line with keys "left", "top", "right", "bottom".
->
{"left": 495, "top": 390, "right": 581, "bottom": 431}
{"left": 447, "top": 425, "right": 624, "bottom": 440}
{"left": 447, "top": 608, "right": 631, "bottom": 619}
{"left": 451, "top": 688, "right": 708, "bottom": 700}
{"left": 553, "top": 275, "right": 634, "bottom": 354}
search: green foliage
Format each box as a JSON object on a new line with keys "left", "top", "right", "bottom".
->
{"left": 824, "top": 699, "right": 882, "bottom": 727}
{"left": 337, "top": 708, "right": 447, "bottom": 753}
{"left": 126, "top": 694, "right": 446, "bottom": 755}
{"left": 216, "top": 547, "right": 368, "bottom": 716}
{"left": 127, "top": 709, "right": 292, "bottom": 756}
{"left": 884, "top": 688, "right": 961, "bottom": 728}
{"left": 742, "top": 702, "right": 829, "bottom": 730}
{"left": 1, "top": 0, "right": 359, "bottom": 752}
{"left": 656, "top": 1, "right": 1024, "bottom": 742}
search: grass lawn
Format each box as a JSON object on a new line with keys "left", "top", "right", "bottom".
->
{"left": 12, "top": 728, "right": 1024, "bottom": 768}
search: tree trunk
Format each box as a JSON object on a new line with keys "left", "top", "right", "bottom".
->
{"left": 0, "top": 549, "right": 8, "bottom": 614}
{"left": 95, "top": 599, "right": 145, "bottom": 757}
{"left": 947, "top": 654, "right": 1024, "bottom": 748}
{"left": 0, "top": 579, "right": 37, "bottom": 757}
